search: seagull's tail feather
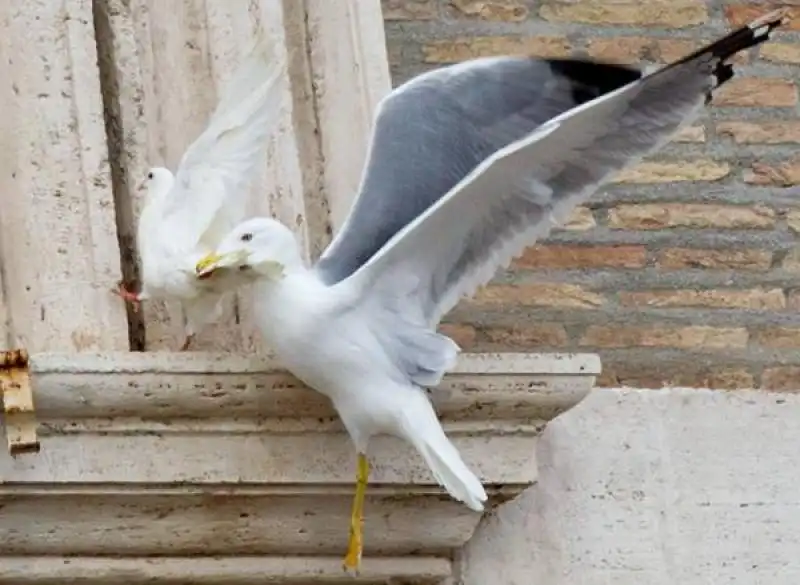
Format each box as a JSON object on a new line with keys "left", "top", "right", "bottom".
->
{"left": 401, "top": 388, "right": 487, "bottom": 513}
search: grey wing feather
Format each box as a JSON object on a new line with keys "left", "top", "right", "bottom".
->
{"left": 313, "top": 56, "right": 642, "bottom": 285}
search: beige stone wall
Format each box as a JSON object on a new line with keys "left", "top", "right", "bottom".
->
{"left": 383, "top": 0, "right": 800, "bottom": 392}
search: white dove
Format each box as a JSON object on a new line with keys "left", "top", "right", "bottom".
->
{"left": 112, "top": 28, "right": 286, "bottom": 350}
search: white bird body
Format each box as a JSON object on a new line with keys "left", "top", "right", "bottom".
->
{"left": 136, "top": 171, "right": 210, "bottom": 301}
{"left": 114, "top": 29, "right": 287, "bottom": 348}
{"left": 247, "top": 255, "right": 486, "bottom": 512}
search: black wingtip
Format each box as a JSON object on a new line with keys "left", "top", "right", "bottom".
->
{"left": 708, "top": 8, "right": 790, "bottom": 90}
{"left": 672, "top": 7, "right": 790, "bottom": 72}
{"left": 652, "top": 7, "right": 790, "bottom": 101}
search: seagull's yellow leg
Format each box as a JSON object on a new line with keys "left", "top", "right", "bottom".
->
{"left": 343, "top": 452, "right": 369, "bottom": 573}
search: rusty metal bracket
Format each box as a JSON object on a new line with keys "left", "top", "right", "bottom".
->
{"left": 0, "top": 348, "right": 40, "bottom": 455}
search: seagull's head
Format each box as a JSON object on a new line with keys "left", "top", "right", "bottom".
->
{"left": 195, "top": 217, "right": 302, "bottom": 283}
{"left": 140, "top": 167, "right": 175, "bottom": 200}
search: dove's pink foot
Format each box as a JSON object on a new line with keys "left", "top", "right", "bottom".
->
{"left": 111, "top": 281, "right": 141, "bottom": 313}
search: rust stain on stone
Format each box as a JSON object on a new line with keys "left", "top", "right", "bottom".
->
{"left": 0, "top": 348, "right": 40, "bottom": 456}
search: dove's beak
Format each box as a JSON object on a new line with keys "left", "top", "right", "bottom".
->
{"left": 195, "top": 250, "right": 248, "bottom": 279}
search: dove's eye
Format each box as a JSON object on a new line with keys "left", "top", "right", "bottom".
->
{"left": 147, "top": 172, "right": 154, "bottom": 180}
{"left": 241, "top": 233, "right": 253, "bottom": 242}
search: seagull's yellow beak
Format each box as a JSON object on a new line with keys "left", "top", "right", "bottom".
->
{"left": 196, "top": 253, "right": 221, "bottom": 274}
{"left": 195, "top": 252, "right": 225, "bottom": 280}
{"left": 195, "top": 250, "right": 248, "bottom": 280}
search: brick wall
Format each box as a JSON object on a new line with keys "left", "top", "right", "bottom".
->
{"left": 381, "top": 0, "right": 800, "bottom": 390}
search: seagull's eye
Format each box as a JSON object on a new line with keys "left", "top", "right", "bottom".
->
{"left": 241, "top": 233, "right": 253, "bottom": 242}
{"left": 147, "top": 172, "right": 154, "bottom": 180}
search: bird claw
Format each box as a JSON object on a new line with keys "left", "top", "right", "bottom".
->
{"left": 342, "top": 515, "right": 362, "bottom": 573}
{"left": 342, "top": 538, "right": 362, "bottom": 575}
{"left": 342, "top": 563, "right": 360, "bottom": 577}
{"left": 111, "top": 281, "right": 141, "bottom": 313}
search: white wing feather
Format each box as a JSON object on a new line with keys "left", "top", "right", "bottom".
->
{"left": 162, "top": 29, "right": 287, "bottom": 248}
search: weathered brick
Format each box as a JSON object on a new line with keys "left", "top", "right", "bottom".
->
{"left": 422, "top": 36, "right": 571, "bottom": 63}
{"left": 619, "top": 288, "right": 785, "bottom": 310}
{"left": 580, "top": 325, "right": 748, "bottom": 349}
{"left": 744, "top": 159, "right": 800, "bottom": 187}
{"left": 673, "top": 125, "right": 706, "bottom": 143}
{"left": 761, "top": 367, "right": 800, "bottom": 392}
{"left": 599, "top": 364, "right": 755, "bottom": 390}
{"left": 706, "top": 368, "right": 756, "bottom": 390}
{"left": 788, "top": 290, "right": 800, "bottom": 310}
{"left": 482, "top": 324, "right": 569, "bottom": 347}
{"left": 608, "top": 204, "right": 775, "bottom": 230}
{"left": 447, "top": 0, "right": 529, "bottom": 21}
{"left": 382, "top": 0, "right": 438, "bottom": 20}
{"left": 612, "top": 160, "right": 730, "bottom": 184}
{"left": 782, "top": 248, "right": 800, "bottom": 272}
{"left": 587, "top": 37, "right": 696, "bottom": 63}
{"left": 514, "top": 245, "right": 647, "bottom": 269}
{"left": 717, "top": 121, "right": 800, "bottom": 144}
{"left": 438, "top": 323, "right": 477, "bottom": 348}
{"left": 657, "top": 248, "right": 772, "bottom": 271}
{"left": 684, "top": 368, "right": 755, "bottom": 390}
{"left": 788, "top": 211, "right": 800, "bottom": 234}
{"left": 712, "top": 78, "right": 798, "bottom": 107}
{"left": 386, "top": 42, "right": 403, "bottom": 70}
{"left": 472, "top": 283, "right": 605, "bottom": 309}
{"left": 751, "top": 327, "right": 800, "bottom": 349}
{"left": 561, "top": 206, "right": 595, "bottom": 231}
{"left": 587, "top": 37, "right": 745, "bottom": 65}
{"left": 760, "top": 43, "right": 800, "bottom": 64}
{"left": 726, "top": 5, "right": 800, "bottom": 32}
{"left": 540, "top": 0, "right": 707, "bottom": 27}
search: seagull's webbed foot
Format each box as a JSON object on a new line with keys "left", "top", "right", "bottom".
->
{"left": 342, "top": 452, "right": 369, "bottom": 575}
{"left": 111, "top": 280, "right": 142, "bottom": 313}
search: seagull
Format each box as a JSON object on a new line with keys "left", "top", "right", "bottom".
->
{"left": 193, "top": 9, "right": 788, "bottom": 573}
{"left": 112, "top": 28, "right": 287, "bottom": 350}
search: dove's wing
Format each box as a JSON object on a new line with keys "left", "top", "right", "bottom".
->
{"left": 163, "top": 28, "right": 287, "bottom": 249}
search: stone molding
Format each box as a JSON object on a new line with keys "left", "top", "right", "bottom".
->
{"left": 0, "top": 351, "right": 599, "bottom": 583}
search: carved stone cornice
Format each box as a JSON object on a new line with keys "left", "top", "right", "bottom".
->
{"left": 0, "top": 351, "right": 600, "bottom": 584}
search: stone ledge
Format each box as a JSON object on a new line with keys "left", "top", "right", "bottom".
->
{"left": 0, "top": 556, "right": 452, "bottom": 584}
{"left": 0, "top": 351, "right": 600, "bottom": 582}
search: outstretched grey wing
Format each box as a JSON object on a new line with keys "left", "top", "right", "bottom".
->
{"left": 335, "top": 8, "right": 787, "bottom": 388}
{"left": 313, "top": 56, "right": 642, "bottom": 285}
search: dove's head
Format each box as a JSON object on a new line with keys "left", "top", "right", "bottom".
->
{"left": 195, "top": 217, "right": 303, "bottom": 283}
{"left": 140, "top": 167, "right": 175, "bottom": 201}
